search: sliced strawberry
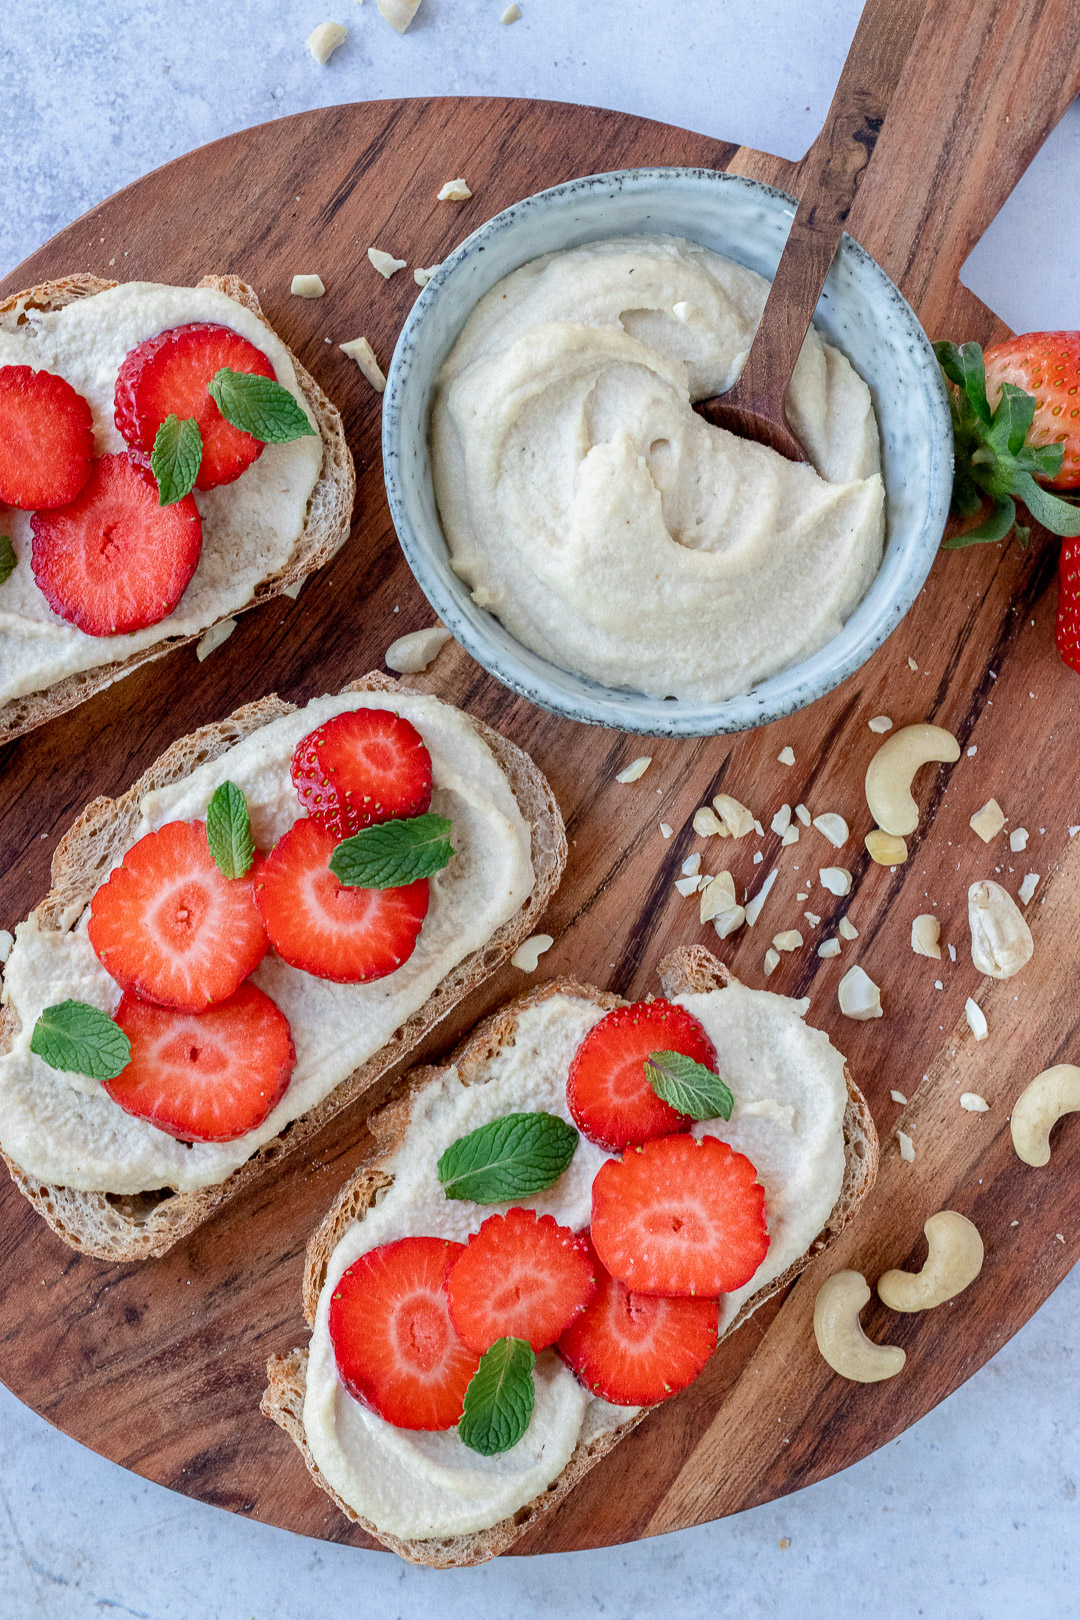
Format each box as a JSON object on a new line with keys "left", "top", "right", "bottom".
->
{"left": 114, "top": 322, "right": 274, "bottom": 490}
{"left": 557, "top": 1235, "right": 718, "bottom": 1405}
{"left": 105, "top": 982, "right": 294, "bottom": 1142}
{"left": 984, "top": 331, "right": 1080, "bottom": 489}
{"left": 590, "top": 1134, "right": 768, "bottom": 1298}
{"left": 30, "top": 453, "right": 202, "bottom": 636}
{"left": 88, "top": 820, "right": 268, "bottom": 1012}
{"left": 446, "top": 1207, "right": 596, "bottom": 1353}
{"left": 290, "top": 709, "right": 433, "bottom": 841}
{"left": 254, "top": 816, "right": 428, "bottom": 982}
{"left": 567, "top": 1000, "right": 715, "bottom": 1152}
{"left": 0, "top": 365, "right": 95, "bottom": 510}
{"left": 329, "top": 1236, "right": 481, "bottom": 1430}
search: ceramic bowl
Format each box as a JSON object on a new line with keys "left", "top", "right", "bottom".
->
{"left": 382, "top": 167, "right": 953, "bottom": 737}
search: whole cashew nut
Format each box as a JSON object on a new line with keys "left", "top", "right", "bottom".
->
{"left": 1010, "top": 1064, "right": 1080, "bottom": 1167}
{"left": 813, "top": 1270, "right": 906, "bottom": 1382}
{"left": 864, "top": 724, "right": 961, "bottom": 837}
{"left": 876, "top": 1212, "right": 984, "bottom": 1312}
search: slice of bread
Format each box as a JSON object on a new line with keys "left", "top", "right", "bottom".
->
{"left": 0, "top": 273, "right": 356, "bottom": 745}
{"left": 261, "top": 945, "right": 879, "bottom": 1567}
{"left": 0, "top": 672, "right": 566, "bottom": 1260}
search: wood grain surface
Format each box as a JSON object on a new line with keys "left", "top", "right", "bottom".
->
{"left": 2, "top": 0, "right": 1080, "bottom": 1558}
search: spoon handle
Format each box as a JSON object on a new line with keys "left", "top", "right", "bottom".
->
{"left": 716, "top": 0, "right": 933, "bottom": 441}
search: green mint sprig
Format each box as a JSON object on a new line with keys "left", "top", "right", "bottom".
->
{"left": 206, "top": 780, "right": 255, "bottom": 879}
{"left": 150, "top": 414, "right": 203, "bottom": 506}
{"left": 329, "top": 813, "right": 453, "bottom": 889}
{"left": 30, "top": 1000, "right": 130, "bottom": 1080}
{"left": 645, "top": 1049, "right": 734, "bottom": 1121}
{"left": 458, "top": 1336, "right": 535, "bottom": 1456}
{"left": 935, "top": 340, "right": 1080, "bottom": 549}
{"left": 437, "top": 1111, "right": 578, "bottom": 1203}
{"left": 0, "top": 536, "right": 16, "bottom": 584}
{"left": 208, "top": 368, "right": 316, "bottom": 444}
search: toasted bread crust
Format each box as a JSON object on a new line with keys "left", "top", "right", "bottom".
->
{"left": 0, "top": 273, "right": 356, "bottom": 744}
{"left": 261, "top": 948, "right": 879, "bottom": 1567}
{"left": 0, "top": 671, "right": 567, "bottom": 1259}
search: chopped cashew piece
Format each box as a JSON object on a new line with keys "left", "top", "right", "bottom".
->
{"left": 307, "top": 22, "right": 348, "bottom": 64}
{"left": 340, "top": 336, "right": 386, "bottom": 392}
{"left": 385, "top": 625, "right": 451, "bottom": 673}
{"left": 196, "top": 618, "right": 236, "bottom": 661}
{"left": 674, "top": 875, "right": 702, "bottom": 897}
{"left": 681, "top": 853, "right": 701, "bottom": 877}
{"left": 890, "top": 1089, "right": 908, "bottom": 1105}
{"left": 813, "top": 1272, "right": 905, "bottom": 1382}
{"left": 377, "top": 0, "right": 423, "bottom": 31}
{"left": 876, "top": 1212, "right": 984, "bottom": 1312}
{"left": 693, "top": 806, "right": 727, "bottom": 837}
{"left": 781, "top": 825, "right": 800, "bottom": 847}
{"left": 868, "top": 715, "right": 893, "bottom": 734}
{"left": 500, "top": 3, "right": 522, "bottom": 20}
{"left": 968, "top": 880, "right": 1033, "bottom": 979}
{"left": 771, "top": 804, "right": 792, "bottom": 837}
{"left": 965, "top": 998, "right": 988, "bottom": 1042}
{"left": 817, "top": 939, "right": 841, "bottom": 958}
{"left": 743, "top": 868, "right": 778, "bottom": 927}
{"left": 907, "top": 656, "right": 919, "bottom": 673}
{"left": 865, "top": 723, "right": 960, "bottom": 836}
{"left": 713, "top": 905, "right": 746, "bottom": 940}
{"left": 803, "top": 911, "right": 821, "bottom": 928}
{"left": 795, "top": 803, "right": 812, "bottom": 826}
{"left": 1009, "top": 826, "right": 1029, "bottom": 852}
{"left": 699, "top": 871, "right": 737, "bottom": 924}
{"left": 711, "top": 793, "right": 756, "bottom": 838}
{"left": 812, "top": 813, "right": 849, "bottom": 848}
{"left": 820, "top": 867, "right": 853, "bottom": 896}
{"left": 659, "top": 822, "right": 674, "bottom": 840}
{"left": 510, "top": 934, "right": 553, "bottom": 972}
{"left": 763, "top": 948, "right": 780, "bottom": 976}
{"left": 777, "top": 746, "right": 796, "bottom": 766}
{"left": 1010, "top": 1065, "right": 1080, "bottom": 1166}
{"left": 910, "top": 914, "right": 942, "bottom": 960}
{"left": 838, "top": 964, "right": 882, "bottom": 1020}
{"left": 437, "top": 179, "right": 473, "bottom": 201}
{"left": 970, "top": 798, "right": 1006, "bottom": 843}
{"left": 897, "top": 1130, "right": 915, "bottom": 1162}
{"left": 414, "top": 265, "right": 438, "bottom": 287}
{"left": 290, "top": 274, "right": 326, "bottom": 298}
{"left": 772, "top": 930, "right": 803, "bottom": 952}
{"left": 960, "top": 1092, "right": 989, "bottom": 1112}
{"left": 368, "top": 247, "right": 407, "bottom": 279}
{"left": 866, "top": 828, "right": 908, "bottom": 865}
{"left": 838, "top": 916, "right": 859, "bottom": 941}
{"left": 1018, "top": 872, "right": 1039, "bottom": 904}
{"left": 615, "top": 756, "right": 652, "bottom": 783}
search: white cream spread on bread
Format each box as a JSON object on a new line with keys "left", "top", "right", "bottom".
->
{"left": 431, "top": 235, "right": 884, "bottom": 702}
{"left": 304, "top": 981, "right": 849, "bottom": 1540}
{"left": 0, "top": 282, "right": 323, "bottom": 705}
{"left": 0, "top": 690, "right": 534, "bottom": 1193}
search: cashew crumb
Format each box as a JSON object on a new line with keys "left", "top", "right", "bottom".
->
{"left": 500, "top": 3, "right": 522, "bottom": 20}
{"left": 813, "top": 813, "right": 849, "bottom": 848}
{"left": 674, "top": 875, "right": 702, "bottom": 897}
{"left": 803, "top": 911, "right": 821, "bottom": 928}
{"left": 744, "top": 868, "right": 778, "bottom": 926}
{"left": 713, "top": 905, "right": 746, "bottom": 940}
{"left": 907, "top": 657, "right": 919, "bottom": 673}
{"left": 897, "top": 1130, "right": 915, "bottom": 1161}
{"left": 414, "top": 266, "right": 439, "bottom": 287}
{"left": 777, "top": 746, "right": 796, "bottom": 766}
{"left": 1009, "top": 827, "right": 1029, "bottom": 852}
{"left": 385, "top": 625, "right": 451, "bottom": 673}
{"left": 838, "top": 964, "right": 883, "bottom": 1020}
{"left": 960, "top": 1092, "right": 990, "bottom": 1112}
{"left": 911, "top": 914, "right": 942, "bottom": 960}
{"left": 781, "top": 825, "right": 800, "bottom": 846}
{"left": 196, "top": 619, "right": 236, "bottom": 661}
{"left": 377, "top": 0, "right": 423, "bottom": 31}
{"left": 290, "top": 274, "right": 326, "bottom": 297}
{"left": 368, "top": 246, "right": 408, "bottom": 278}
{"left": 817, "top": 938, "right": 841, "bottom": 958}
{"left": 615, "top": 756, "right": 652, "bottom": 783}
{"left": 711, "top": 793, "right": 756, "bottom": 838}
{"left": 437, "top": 178, "right": 473, "bottom": 201}
{"left": 820, "top": 867, "right": 853, "bottom": 896}
{"left": 890, "top": 1089, "right": 908, "bottom": 1105}
{"left": 970, "top": 798, "right": 1006, "bottom": 843}
{"left": 1018, "top": 873, "right": 1039, "bottom": 905}
{"left": 340, "top": 336, "right": 386, "bottom": 392}
{"left": 307, "top": 22, "right": 348, "bottom": 64}
{"left": 764, "top": 948, "right": 781, "bottom": 976}
{"left": 868, "top": 715, "right": 893, "bottom": 734}
{"left": 693, "top": 806, "right": 727, "bottom": 837}
{"left": 511, "top": 934, "right": 553, "bottom": 972}
{"left": 681, "top": 852, "right": 702, "bottom": 877}
{"left": 838, "top": 916, "right": 859, "bottom": 941}
{"left": 965, "top": 998, "right": 989, "bottom": 1042}
{"left": 771, "top": 804, "right": 792, "bottom": 836}
{"left": 659, "top": 822, "right": 674, "bottom": 840}
{"left": 772, "top": 930, "right": 803, "bottom": 952}
{"left": 794, "top": 803, "right": 812, "bottom": 826}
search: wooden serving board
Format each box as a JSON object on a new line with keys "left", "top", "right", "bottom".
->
{"left": 2, "top": 1, "right": 1080, "bottom": 1557}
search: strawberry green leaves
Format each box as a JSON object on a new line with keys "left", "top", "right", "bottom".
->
{"left": 0, "top": 536, "right": 15, "bottom": 584}
{"left": 936, "top": 340, "right": 1080, "bottom": 548}
{"left": 644, "top": 1050, "right": 734, "bottom": 1121}
{"left": 330, "top": 812, "right": 453, "bottom": 889}
{"left": 150, "top": 414, "right": 203, "bottom": 506}
{"left": 208, "top": 368, "right": 316, "bottom": 444}
{"left": 206, "top": 781, "right": 255, "bottom": 880}
{"left": 458, "top": 1336, "right": 536, "bottom": 1456}
{"left": 437, "top": 1111, "right": 579, "bottom": 1202}
{"left": 31, "top": 1000, "right": 130, "bottom": 1080}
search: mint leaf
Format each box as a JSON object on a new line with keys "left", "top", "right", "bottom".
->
{"left": 645, "top": 1049, "right": 734, "bottom": 1121}
{"left": 150, "top": 414, "right": 202, "bottom": 506}
{"left": 458, "top": 1337, "right": 535, "bottom": 1456}
{"left": 208, "top": 368, "right": 316, "bottom": 443}
{"left": 329, "top": 813, "right": 453, "bottom": 889}
{"left": 206, "top": 780, "right": 255, "bottom": 879}
{"left": 0, "top": 536, "right": 15, "bottom": 584}
{"left": 437, "top": 1111, "right": 578, "bottom": 1203}
{"left": 30, "top": 1001, "right": 130, "bottom": 1080}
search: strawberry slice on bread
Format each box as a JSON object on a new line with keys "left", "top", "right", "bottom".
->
{"left": 290, "top": 709, "right": 433, "bottom": 841}
{"left": 590, "top": 1133, "right": 768, "bottom": 1298}
{"left": 329, "top": 1236, "right": 481, "bottom": 1430}
{"left": 557, "top": 1235, "right": 718, "bottom": 1406}
{"left": 566, "top": 999, "right": 715, "bottom": 1151}
{"left": 254, "top": 817, "right": 429, "bottom": 982}
{"left": 0, "top": 364, "right": 95, "bottom": 510}
{"left": 30, "top": 453, "right": 202, "bottom": 636}
{"left": 106, "top": 982, "right": 295, "bottom": 1142}
{"left": 446, "top": 1207, "right": 597, "bottom": 1352}
{"left": 88, "top": 820, "right": 268, "bottom": 1012}
{"left": 114, "top": 322, "right": 275, "bottom": 489}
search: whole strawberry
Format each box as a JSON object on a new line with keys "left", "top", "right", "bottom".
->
{"left": 1056, "top": 537, "right": 1080, "bottom": 674}
{"left": 984, "top": 332, "right": 1080, "bottom": 488}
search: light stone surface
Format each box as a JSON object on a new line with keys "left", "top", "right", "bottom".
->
{"left": 1, "top": 2, "right": 1078, "bottom": 1615}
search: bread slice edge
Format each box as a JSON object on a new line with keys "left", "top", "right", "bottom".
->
{"left": 260, "top": 944, "right": 879, "bottom": 1567}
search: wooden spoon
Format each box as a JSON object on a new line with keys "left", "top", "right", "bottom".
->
{"left": 695, "top": 0, "right": 932, "bottom": 459}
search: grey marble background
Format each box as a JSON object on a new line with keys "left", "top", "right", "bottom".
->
{"left": 1, "top": 3, "right": 1077, "bottom": 1616}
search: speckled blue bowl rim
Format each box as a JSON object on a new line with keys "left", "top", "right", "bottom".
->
{"left": 383, "top": 166, "right": 953, "bottom": 738}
